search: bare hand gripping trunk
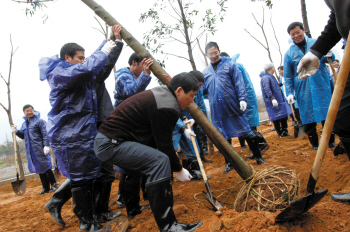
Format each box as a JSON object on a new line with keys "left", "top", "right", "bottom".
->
{"left": 80, "top": 0, "right": 254, "bottom": 180}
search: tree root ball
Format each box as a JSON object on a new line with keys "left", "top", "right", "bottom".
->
{"left": 234, "top": 165, "right": 300, "bottom": 212}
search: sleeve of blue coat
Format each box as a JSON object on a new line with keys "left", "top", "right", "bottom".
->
{"left": 231, "top": 63, "right": 247, "bottom": 102}
{"left": 53, "top": 50, "right": 108, "bottom": 89}
{"left": 283, "top": 52, "right": 295, "bottom": 97}
{"left": 16, "top": 125, "right": 25, "bottom": 140}
{"left": 261, "top": 76, "right": 274, "bottom": 100}
{"left": 196, "top": 90, "right": 207, "bottom": 116}
{"left": 38, "top": 119, "right": 50, "bottom": 147}
{"left": 116, "top": 71, "right": 152, "bottom": 99}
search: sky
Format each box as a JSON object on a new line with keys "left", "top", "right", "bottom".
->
{"left": 0, "top": 0, "right": 343, "bottom": 144}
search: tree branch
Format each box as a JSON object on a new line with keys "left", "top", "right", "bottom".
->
{"left": 0, "top": 102, "right": 9, "bottom": 112}
{"left": 0, "top": 73, "right": 8, "bottom": 85}
{"left": 163, "top": 52, "right": 190, "bottom": 61}
{"left": 243, "top": 29, "right": 268, "bottom": 50}
{"left": 270, "top": 14, "right": 283, "bottom": 66}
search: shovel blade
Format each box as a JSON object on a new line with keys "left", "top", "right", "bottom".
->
{"left": 275, "top": 189, "right": 328, "bottom": 222}
{"left": 11, "top": 180, "right": 26, "bottom": 196}
{"left": 101, "top": 216, "right": 128, "bottom": 232}
{"left": 298, "top": 126, "right": 304, "bottom": 138}
{"left": 202, "top": 191, "right": 223, "bottom": 211}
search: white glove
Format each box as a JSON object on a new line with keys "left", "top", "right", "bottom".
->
{"left": 100, "top": 40, "right": 116, "bottom": 56}
{"left": 272, "top": 99, "right": 278, "bottom": 107}
{"left": 240, "top": 101, "right": 247, "bottom": 112}
{"left": 287, "top": 95, "right": 295, "bottom": 104}
{"left": 297, "top": 51, "right": 320, "bottom": 80}
{"left": 11, "top": 125, "right": 17, "bottom": 133}
{"left": 43, "top": 146, "right": 50, "bottom": 155}
{"left": 175, "top": 168, "right": 192, "bottom": 181}
{"left": 325, "top": 50, "right": 333, "bottom": 58}
{"left": 184, "top": 119, "right": 195, "bottom": 127}
{"left": 184, "top": 128, "right": 196, "bottom": 140}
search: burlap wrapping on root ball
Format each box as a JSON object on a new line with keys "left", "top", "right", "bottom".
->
{"left": 234, "top": 165, "right": 300, "bottom": 212}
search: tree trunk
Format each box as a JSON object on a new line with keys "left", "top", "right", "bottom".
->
{"left": 300, "top": 0, "right": 312, "bottom": 38}
{"left": 81, "top": 0, "right": 254, "bottom": 180}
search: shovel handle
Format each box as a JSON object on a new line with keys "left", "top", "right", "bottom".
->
{"left": 184, "top": 118, "right": 208, "bottom": 182}
{"left": 289, "top": 104, "right": 297, "bottom": 122}
{"left": 309, "top": 33, "right": 350, "bottom": 191}
{"left": 326, "top": 57, "right": 338, "bottom": 84}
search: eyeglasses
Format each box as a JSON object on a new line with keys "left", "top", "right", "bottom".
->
{"left": 207, "top": 51, "right": 219, "bottom": 57}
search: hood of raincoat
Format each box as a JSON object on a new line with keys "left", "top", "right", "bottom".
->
{"left": 39, "top": 55, "right": 62, "bottom": 81}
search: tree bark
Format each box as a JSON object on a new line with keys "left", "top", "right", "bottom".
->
{"left": 81, "top": 0, "right": 254, "bottom": 180}
{"left": 300, "top": 0, "right": 312, "bottom": 38}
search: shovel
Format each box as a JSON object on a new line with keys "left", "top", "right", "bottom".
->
{"left": 50, "top": 151, "right": 61, "bottom": 184}
{"left": 326, "top": 57, "right": 338, "bottom": 84}
{"left": 184, "top": 118, "right": 223, "bottom": 211}
{"left": 276, "top": 33, "right": 350, "bottom": 222}
{"left": 290, "top": 104, "right": 303, "bottom": 138}
{"left": 11, "top": 131, "right": 26, "bottom": 196}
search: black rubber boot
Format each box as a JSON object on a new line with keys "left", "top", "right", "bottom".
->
{"left": 124, "top": 179, "right": 148, "bottom": 219}
{"left": 141, "top": 175, "right": 148, "bottom": 201}
{"left": 331, "top": 192, "right": 350, "bottom": 202}
{"left": 146, "top": 177, "right": 203, "bottom": 232}
{"left": 45, "top": 179, "right": 72, "bottom": 227}
{"left": 116, "top": 174, "right": 126, "bottom": 208}
{"left": 72, "top": 185, "right": 103, "bottom": 232}
{"left": 46, "top": 169, "right": 58, "bottom": 192}
{"left": 328, "top": 133, "right": 336, "bottom": 148}
{"left": 239, "top": 137, "right": 248, "bottom": 152}
{"left": 255, "top": 131, "right": 269, "bottom": 154}
{"left": 308, "top": 132, "right": 319, "bottom": 151}
{"left": 93, "top": 180, "right": 121, "bottom": 223}
{"left": 38, "top": 173, "right": 50, "bottom": 194}
{"left": 187, "top": 158, "right": 203, "bottom": 180}
{"left": 246, "top": 136, "right": 266, "bottom": 165}
{"left": 200, "top": 152, "right": 211, "bottom": 163}
{"left": 339, "top": 137, "right": 350, "bottom": 161}
{"left": 222, "top": 162, "right": 233, "bottom": 174}
{"left": 334, "top": 142, "right": 346, "bottom": 156}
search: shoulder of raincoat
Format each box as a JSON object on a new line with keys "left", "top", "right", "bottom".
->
{"left": 17, "top": 111, "right": 51, "bottom": 174}
{"left": 113, "top": 67, "right": 152, "bottom": 108}
{"left": 283, "top": 36, "right": 332, "bottom": 124}
{"left": 38, "top": 40, "right": 108, "bottom": 181}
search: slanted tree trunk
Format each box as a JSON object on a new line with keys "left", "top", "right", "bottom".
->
{"left": 81, "top": 0, "right": 254, "bottom": 180}
{"left": 301, "top": 0, "right": 312, "bottom": 38}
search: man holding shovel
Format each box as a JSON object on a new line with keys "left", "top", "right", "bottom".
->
{"left": 284, "top": 22, "right": 335, "bottom": 150}
{"left": 296, "top": 0, "right": 350, "bottom": 202}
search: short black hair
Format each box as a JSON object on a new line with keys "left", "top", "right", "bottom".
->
{"left": 287, "top": 22, "right": 304, "bottom": 34}
{"left": 205, "top": 42, "right": 219, "bottom": 54}
{"left": 128, "top": 52, "right": 142, "bottom": 66}
{"left": 334, "top": 59, "right": 339, "bottom": 62}
{"left": 189, "top": 70, "right": 204, "bottom": 83}
{"left": 278, "top": 66, "right": 283, "bottom": 71}
{"left": 169, "top": 72, "right": 199, "bottom": 94}
{"left": 219, "top": 52, "right": 230, "bottom": 57}
{"left": 60, "top": 43, "right": 85, "bottom": 60}
{"left": 23, "top": 104, "right": 33, "bottom": 112}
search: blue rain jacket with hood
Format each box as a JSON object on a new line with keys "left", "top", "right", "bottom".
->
{"left": 231, "top": 54, "right": 260, "bottom": 127}
{"left": 284, "top": 35, "right": 333, "bottom": 124}
{"left": 16, "top": 111, "right": 51, "bottom": 174}
{"left": 113, "top": 67, "right": 152, "bottom": 108}
{"left": 260, "top": 72, "right": 292, "bottom": 121}
{"left": 202, "top": 56, "right": 251, "bottom": 139}
{"left": 38, "top": 40, "right": 108, "bottom": 181}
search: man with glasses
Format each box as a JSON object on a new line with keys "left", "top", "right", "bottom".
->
{"left": 202, "top": 42, "right": 266, "bottom": 174}
{"left": 284, "top": 22, "right": 335, "bottom": 151}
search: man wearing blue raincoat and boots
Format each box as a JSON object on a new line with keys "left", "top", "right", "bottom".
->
{"left": 260, "top": 63, "right": 292, "bottom": 138}
{"left": 12, "top": 105, "right": 57, "bottom": 194}
{"left": 284, "top": 22, "right": 335, "bottom": 151}
{"left": 202, "top": 42, "right": 266, "bottom": 174}
{"left": 220, "top": 52, "right": 269, "bottom": 156}
{"left": 38, "top": 25, "right": 123, "bottom": 231}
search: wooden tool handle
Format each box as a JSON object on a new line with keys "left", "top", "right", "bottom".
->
{"left": 326, "top": 57, "right": 338, "bottom": 84}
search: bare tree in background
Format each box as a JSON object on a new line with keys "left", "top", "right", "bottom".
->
{"left": 0, "top": 35, "right": 25, "bottom": 179}
{"left": 300, "top": 0, "right": 312, "bottom": 38}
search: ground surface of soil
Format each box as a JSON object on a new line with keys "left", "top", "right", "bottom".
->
{"left": 1, "top": 121, "right": 350, "bottom": 232}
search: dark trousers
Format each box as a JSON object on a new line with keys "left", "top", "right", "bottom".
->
{"left": 272, "top": 117, "right": 288, "bottom": 134}
{"left": 334, "top": 72, "right": 350, "bottom": 138}
{"left": 94, "top": 132, "right": 172, "bottom": 184}
{"left": 238, "top": 126, "right": 257, "bottom": 147}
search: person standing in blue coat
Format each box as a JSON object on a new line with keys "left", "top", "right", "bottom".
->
{"left": 260, "top": 63, "right": 292, "bottom": 138}
{"left": 220, "top": 52, "right": 269, "bottom": 155}
{"left": 202, "top": 42, "right": 266, "bottom": 174}
{"left": 39, "top": 35, "right": 119, "bottom": 231}
{"left": 114, "top": 53, "right": 153, "bottom": 108}
{"left": 12, "top": 105, "right": 57, "bottom": 194}
{"left": 284, "top": 22, "right": 335, "bottom": 150}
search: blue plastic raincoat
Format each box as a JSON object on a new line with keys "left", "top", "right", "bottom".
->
{"left": 38, "top": 41, "right": 108, "bottom": 181}
{"left": 172, "top": 118, "right": 198, "bottom": 159}
{"left": 284, "top": 36, "right": 333, "bottom": 124}
{"left": 113, "top": 67, "right": 152, "bottom": 108}
{"left": 16, "top": 111, "right": 51, "bottom": 174}
{"left": 231, "top": 54, "right": 260, "bottom": 127}
{"left": 260, "top": 72, "right": 292, "bottom": 121}
{"left": 180, "top": 89, "right": 208, "bottom": 120}
{"left": 202, "top": 56, "right": 251, "bottom": 139}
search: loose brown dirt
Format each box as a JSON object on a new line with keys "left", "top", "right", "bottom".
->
{"left": 1, "top": 121, "right": 350, "bottom": 232}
